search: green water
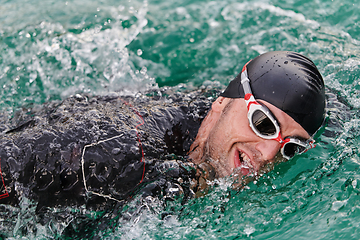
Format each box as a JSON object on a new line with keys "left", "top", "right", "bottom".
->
{"left": 1, "top": 0, "right": 360, "bottom": 239}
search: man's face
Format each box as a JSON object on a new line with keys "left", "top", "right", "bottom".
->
{"left": 203, "top": 97, "right": 310, "bottom": 178}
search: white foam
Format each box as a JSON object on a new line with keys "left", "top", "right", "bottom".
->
{"left": 331, "top": 199, "right": 348, "bottom": 211}
{"left": 221, "top": 2, "right": 320, "bottom": 28}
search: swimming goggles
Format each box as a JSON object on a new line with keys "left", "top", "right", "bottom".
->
{"left": 240, "top": 64, "right": 315, "bottom": 160}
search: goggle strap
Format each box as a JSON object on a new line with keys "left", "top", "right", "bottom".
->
{"left": 309, "top": 140, "right": 316, "bottom": 148}
{"left": 241, "top": 69, "right": 252, "bottom": 95}
{"left": 302, "top": 140, "right": 316, "bottom": 153}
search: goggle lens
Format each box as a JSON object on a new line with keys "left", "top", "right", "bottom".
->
{"left": 283, "top": 142, "right": 306, "bottom": 158}
{"left": 252, "top": 110, "right": 277, "bottom": 136}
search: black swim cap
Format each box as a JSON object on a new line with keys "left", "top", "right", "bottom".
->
{"left": 221, "top": 51, "right": 326, "bottom": 136}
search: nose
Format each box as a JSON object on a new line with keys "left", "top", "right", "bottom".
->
{"left": 255, "top": 139, "right": 281, "bottom": 162}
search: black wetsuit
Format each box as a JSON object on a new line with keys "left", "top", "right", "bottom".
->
{"left": 0, "top": 87, "right": 219, "bottom": 213}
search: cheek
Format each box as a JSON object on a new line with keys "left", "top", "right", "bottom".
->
{"left": 205, "top": 123, "right": 232, "bottom": 163}
{"left": 207, "top": 127, "right": 227, "bottom": 154}
{"left": 210, "top": 119, "right": 236, "bottom": 143}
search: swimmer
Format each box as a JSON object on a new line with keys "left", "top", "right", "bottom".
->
{"left": 189, "top": 51, "right": 325, "bottom": 180}
{"left": 0, "top": 51, "right": 325, "bottom": 209}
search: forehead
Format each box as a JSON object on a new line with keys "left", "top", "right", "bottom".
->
{"left": 257, "top": 100, "right": 311, "bottom": 140}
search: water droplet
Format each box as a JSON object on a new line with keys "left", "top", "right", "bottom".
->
{"left": 244, "top": 226, "right": 255, "bottom": 237}
{"left": 140, "top": 67, "right": 147, "bottom": 75}
{"left": 112, "top": 148, "right": 121, "bottom": 155}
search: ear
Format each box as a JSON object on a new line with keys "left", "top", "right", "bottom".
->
{"left": 211, "top": 96, "right": 227, "bottom": 113}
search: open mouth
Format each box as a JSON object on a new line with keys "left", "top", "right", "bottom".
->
{"left": 234, "top": 149, "right": 255, "bottom": 176}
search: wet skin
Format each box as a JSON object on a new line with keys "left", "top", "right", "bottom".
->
{"left": 189, "top": 96, "right": 310, "bottom": 178}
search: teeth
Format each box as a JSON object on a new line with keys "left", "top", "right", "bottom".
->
{"left": 239, "top": 151, "right": 253, "bottom": 169}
